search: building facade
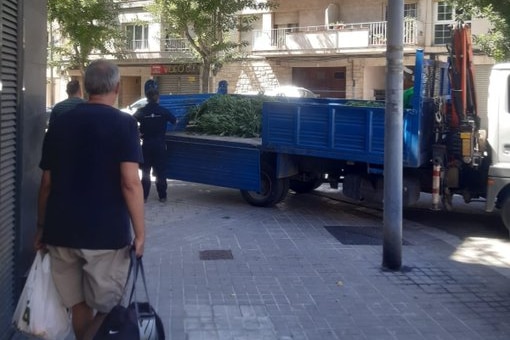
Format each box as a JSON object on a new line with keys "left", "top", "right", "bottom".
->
{"left": 48, "top": 0, "right": 494, "bottom": 125}
{"left": 220, "top": 0, "right": 493, "bottom": 126}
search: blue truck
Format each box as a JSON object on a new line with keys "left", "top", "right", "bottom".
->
{"left": 158, "top": 39, "right": 510, "bottom": 235}
{"left": 160, "top": 49, "right": 446, "bottom": 206}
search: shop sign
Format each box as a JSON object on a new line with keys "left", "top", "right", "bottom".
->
{"left": 151, "top": 64, "right": 199, "bottom": 75}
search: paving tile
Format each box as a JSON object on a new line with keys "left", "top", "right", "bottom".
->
{"left": 17, "top": 181, "right": 510, "bottom": 340}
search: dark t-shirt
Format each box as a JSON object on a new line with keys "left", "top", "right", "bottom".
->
{"left": 49, "top": 97, "right": 86, "bottom": 127}
{"left": 39, "top": 103, "right": 143, "bottom": 249}
{"left": 133, "top": 102, "right": 177, "bottom": 143}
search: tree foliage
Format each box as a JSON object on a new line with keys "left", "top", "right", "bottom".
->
{"left": 48, "top": 0, "right": 124, "bottom": 73}
{"left": 449, "top": 0, "right": 510, "bottom": 61}
{"left": 150, "top": 0, "right": 278, "bottom": 92}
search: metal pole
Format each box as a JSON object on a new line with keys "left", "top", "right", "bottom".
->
{"left": 49, "top": 21, "right": 55, "bottom": 106}
{"left": 431, "top": 163, "right": 441, "bottom": 210}
{"left": 383, "top": 0, "right": 404, "bottom": 270}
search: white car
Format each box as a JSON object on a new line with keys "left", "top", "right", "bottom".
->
{"left": 120, "top": 97, "right": 147, "bottom": 115}
{"left": 263, "top": 86, "right": 318, "bottom": 98}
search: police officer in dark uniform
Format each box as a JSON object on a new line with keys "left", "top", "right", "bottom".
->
{"left": 134, "top": 80, "right": 177, "bottom": 202}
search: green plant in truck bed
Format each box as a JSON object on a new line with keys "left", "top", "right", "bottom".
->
{"left": 186, "top": 94, "right": 275, "bottom": 138}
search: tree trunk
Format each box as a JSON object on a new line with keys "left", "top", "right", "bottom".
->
{"left": 201, "top": 60, "right": 211, "bottom": 93}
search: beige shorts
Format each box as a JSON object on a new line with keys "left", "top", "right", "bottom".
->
{"left": 47, "top": 246, "right": 131, "bottom": 313}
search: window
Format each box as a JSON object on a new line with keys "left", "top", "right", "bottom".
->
{"left": 385, "top": 3, "right": 417, "bottom": 20}
{"left": 434, "top": 1, "right": 453, "bottom": 44}
{"left": 437, "top": 1, "right": 453, "bottom": 21}
{"left": 126, "top": 24, "right": 149, "bottom": 50}
{"left": 433, "top": 1, "right": 471, "bottom": 45}
{"left": 404, "top": 3, "right": 417, "bottom": 18}
{"left": 374, "top": 89, "right": 385, "bottom": 101}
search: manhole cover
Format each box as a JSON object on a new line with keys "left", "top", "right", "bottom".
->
{"left": 199, "top": 250, "right": 234, "bottom": 260}
{"left": 325, "top": 226, "right": 411, "bottom": 245}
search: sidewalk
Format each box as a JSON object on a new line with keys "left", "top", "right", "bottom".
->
{"left": 140, "top": 180, "right": 510, "bottom": 340}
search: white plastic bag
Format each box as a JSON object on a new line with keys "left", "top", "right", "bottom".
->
{"left": 12, "top": 250, "right": 71, "bottom": 339}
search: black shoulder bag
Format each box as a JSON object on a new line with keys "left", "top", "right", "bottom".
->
{"left": 94, "top": 250, "right": 165, "bottom": 340}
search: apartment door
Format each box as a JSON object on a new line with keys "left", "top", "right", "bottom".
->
{"left": 292, "top": 67, "right": 346, "bottom": 98}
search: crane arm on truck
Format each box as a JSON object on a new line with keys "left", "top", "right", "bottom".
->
{"left": 444, "top": 21, "right": 483, "bottom": 167}
{"left": 447, "top": 22, "right": 478, "bottom": 128}
{"left": 434, "top": 21, "right": 488, "bottom": 211}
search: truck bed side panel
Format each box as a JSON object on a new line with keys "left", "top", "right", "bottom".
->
{"left": 262, "top": 101, "right": 425, "bottom": 168}
{"left": 165, "top": 133, "right": 261, "bottom": 191}
{"left": 159, "top": 94, "right": 214, "bottom": 131}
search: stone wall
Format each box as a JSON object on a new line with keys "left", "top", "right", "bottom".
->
{"left": 215, "top": 59, "right": 289, "bottom": 94}
{"left": 215, "top": 57, "right": 368, "bottom": 99}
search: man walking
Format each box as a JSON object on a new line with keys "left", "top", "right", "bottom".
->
{"left": 134, "top": 80, "right": 177, "bottom": 203}
{"left": 48, "top": 79, "right": 85, "bottom": 126}
{"left": 35, "top": 59, "right": 145, "bottom": 340}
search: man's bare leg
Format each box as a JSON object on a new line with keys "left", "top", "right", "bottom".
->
{"left": 72, "top": 301, "right": 93, "bottom": 340}
{"left": 84, "top": 312, "right": 107, "bottom": 340}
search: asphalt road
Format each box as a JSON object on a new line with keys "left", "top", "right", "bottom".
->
{"left": 312, "top": 185, "right": 510, "bottom": 241}
{"left": 403, "top": 195, "right": 509, "bottom": 240}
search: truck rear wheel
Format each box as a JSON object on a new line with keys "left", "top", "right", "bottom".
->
{"left": 240, "top": 166, "right": 288, "bottom": 207}
{"left": 274, "top": 178, "right": 290, "bottom": 204}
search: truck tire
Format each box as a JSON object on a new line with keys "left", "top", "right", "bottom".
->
{"left": 501, "top": 198, "right": 510, "bottom": 237}
{"left": 240, "top": 166, "right": 287, "bottom": 207}
{"left": 274, "top": 178, "right": 290, "bottom": 204}
{"left": 289, "top": 178, "right": 322, "bottom": 193}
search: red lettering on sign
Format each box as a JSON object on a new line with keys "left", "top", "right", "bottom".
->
{"left": 151, "top": 64, "right": 199, "bottom": 75}
{"left": 151, "top": 65, "right": 167, "bottom": 75}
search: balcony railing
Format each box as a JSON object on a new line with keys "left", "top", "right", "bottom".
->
{"left": 125, "top": 38, "right": 192, "bottom": 53}
{"left": 123, "top": 20, "right": 420, "bottom": 58}
{"left": 122, "top": 37, "right": 194, "bottom": 60}
{"left": 252, "top": 19, "right": 421, "bottom": 53}
{"left": 163, "top": 38, "right": 192, "bottom": 53}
